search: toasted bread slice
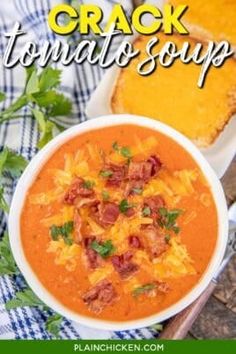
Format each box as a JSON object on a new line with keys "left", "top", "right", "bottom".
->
{"left": 111, "top": 33, "right": 236, "bottom": 147}
{"left": 166, "top": 0, "right": 236, "bottom": 46}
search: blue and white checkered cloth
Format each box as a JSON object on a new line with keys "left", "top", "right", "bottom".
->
{"left": 0, "top": 0, "right": 161, "bottom": 340}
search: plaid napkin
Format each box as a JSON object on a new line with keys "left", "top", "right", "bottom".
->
{"left": 0, "top": 0, "right": 160, "bottom": 339}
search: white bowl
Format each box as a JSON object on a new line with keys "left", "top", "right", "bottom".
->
{"left": 9, "top": 114, "right": 228, "bottom": 331}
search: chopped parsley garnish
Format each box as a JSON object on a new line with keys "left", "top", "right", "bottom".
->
{"left": 90, "top": 240, "right": 115, "bottom": 258}
{"left": 83, "top": 180, "right": 95, "bottom": 189}
{"left": 99, "top": 170, "right": 113, "bottom": 178}
{"left": 165, "top": 234, "right": 171, "bottom": 243}
{"left": 158, "top": 208, "right": 183, "bottom": 234}
{"left": 119, "top": 199, "right": 135, "bottom": 213}
{"left": 120, "top": 146, "right": 132, "bottom": 159}
{"left": 112, "top": 142, "right": 132, "bottom": 160}
{"left": 50, "top": 221, "right": 74, "bottom": 245}
{"left": 102, "top": 190, "right": 110, "bottom": 201}
{"left": 133, "top": 283, "right": 157, "bottom": 297}
{"left": 112, "top": 141, "right": 119, "bottom": 152}
{"left": 132, "top": 187, "right": 143, "bottom": 195}
{"left": 142, "top": 206, "right": 151, "bottom": 217}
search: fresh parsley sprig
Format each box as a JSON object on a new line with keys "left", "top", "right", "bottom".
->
{"left": 5, "top": 288, "right": 45, "bottom": 310}
{"left": 133, "top": 283, "right": 157, "bottom": 297}
{"left": 5, "top": 287, "right": 63, "bottom": 338}
{"left": 158, "top": 208, "right": 183, "bottom": 234}
{"left": 0, "top": 66, "right": 72, "bottom": 148}
{"left": 0, "top": 233, "right": 19, "bottom": 276}
{"left": 0, "top": 234, "right": 63, "bottom": 337}
{"left": 0, "top": 148, "right": 28, "bottom": 213}
{"left": 119, "top": 199, "right": 135, "bottom": 213}
{"left": 90, "top": 240, "right": 115, "bottom": 258}
{"left": 50, "top": 221, "right": 74, "bottom": 245}
{"left": 112, "top": 141, "right": 132, "bottom": 161}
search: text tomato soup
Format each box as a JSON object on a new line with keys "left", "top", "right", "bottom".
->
{"left": 21, "top": 125, "right": 217, "bottom": 321}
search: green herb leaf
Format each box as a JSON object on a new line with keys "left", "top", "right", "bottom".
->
{"left": 0, "top": 148, "right": 27, "bottom": 178}
{"left": 0, "top": 95, "right": 27, "bottom": 121}
{"left": 120, "top": 146, "right": 132, "bottom": 159}
{"left": 112, "top": 141, "right": 119, "bottom": 152}
{"left": 0, "top": 67, "right": 72, "bottom": 149}
{"left": 159, "top": 207, "right": 168, "bottom": 217}
{"left": 0, "top": 186, "right": 9, "bottom": 213}
{"left": 150, "top": 323, "right": 163, "bottom": 331}
{"left": 0, "top": 233, "right": 18, "bottom": 275}
{"left": 25, "top": 65, "right": 36, "bottom": 87}
{"left": 38, "top": 67, "right": 61, "bottom": 92}
{"left": 99, "top": 170, "right": 113, "bottom": 178}
{"left": 133, "top": 283, "right": 157, "bottom": 297}
{"left": 83, "top": 180, "right": 95, "bottom": 189}
{"left": 26, "top": 70, "right": 39, "bottom": 95}
{"left": 132, "top": 187, "right": 143, "bottom": 195}
{"left": 102, "top": 190, "right": 110, "bottom": 201}
{"left": 32, "top": 90, "right": 59, "bottom": 107}
{"left": 50, "top": 221, "right": 74, "bottom": 245}
{"left": 0, "top": 92, "right": 6, "bottom": 103}
{"left": 45, "top": 314, "right": 63, "bottom": 338}
{"left": 119, "top": 199, "right": 134, "bottom": 213}
{"left": 112, "top": 141, "right": 132, "bottom": 160}
{"left": 158, "top": 208, "right": 183, "bottom": 234}
{"left": 47, "top": 94, "right": 72, "bottom": 117}
{"left": 0, "top": 150, "right": 8, "bottom": 176}
{"left": 31, "top": 108, "right": 55, "bottom": 148}
{"left": 165, "top": 234, "right": 171, "bottom": 243}
{"left": 142, "top": 206, "right": 151, "bottom": 217}
{"left": 5, "top": 288, "right": 43, "bottom": 310}
{"left": 90, "top": 240, "right": 115, "bottom": 258}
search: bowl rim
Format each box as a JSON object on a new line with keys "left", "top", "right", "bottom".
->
{"left": 8, "top": 114, "right": 228, "bottom": 331}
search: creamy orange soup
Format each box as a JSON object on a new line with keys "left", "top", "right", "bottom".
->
{"left": 21, "top": 125, "right": 217, "bottom": 321}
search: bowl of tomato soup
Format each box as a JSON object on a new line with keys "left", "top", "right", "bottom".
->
{"left": 9, "top": 115, "right": 228, "bottom": 330}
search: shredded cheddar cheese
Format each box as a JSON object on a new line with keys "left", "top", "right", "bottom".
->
{"left": 88, "top": 264, "right": 114, "bottom": 285}
{"left": 41, "top": 206, "right": 74, "bottom": 227}
{"left": 29, "top": 187, "right": 64, "bottom": 205}
{"left": 47, "top": 238, "right": 81, "bottom": 271}
{"left": 153, "top": 238, "right": 196, "bottom": 279}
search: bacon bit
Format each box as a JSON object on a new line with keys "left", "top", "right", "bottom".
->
{"left": 124, "top": 180, "right": 144, "bottom": 197}
{"left": 104, "top": 163, "right": 126, "bottom": 187}
{"left": 101, "top": 202, "right": 120, "bottom": 224}
{"left": 143, "top": 195, "right": 165, "bottom": 219}
{"left": 128, "top": 235, "right": 142, "bottom": 249}
{"left": 127, "top": 155, "right": 162, "bottom": 183}
{"left": 90, "top": 202, "right": 120, "bottom": 227}
{"left": 82, "top": 279, "right": 117, "bottom": 314}
{"left": 141, "top": 225, "right": 168, "bottom": 259}
{"left": 128, "top": 161, "right": 152, "bottom": 182}
{"left": 156, "top": 281, "right": 170, "bottom": 294}
{"left": 76, "top": 198, "right": 99, "bottom": 209}
{"left": 147, "top": 155, "right": 162, "bottom": 176}
{"left": 111, "top": 251, "right": 139, "bottom": 279}
{"left": 64, "top": 178, "right": 94, "bottom": 205}
{"left": 74, "top": 210, "right": 83, "bottom": 244}
{"left": 84, "top": 237, "right": 102, "bottom": 269}
{"left": 125, "top": 207, "right": 136, "bottom": 218}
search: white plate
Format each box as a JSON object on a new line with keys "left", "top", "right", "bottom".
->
{"left": 86, "top": 0, "right": 236, "bottom": 179}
